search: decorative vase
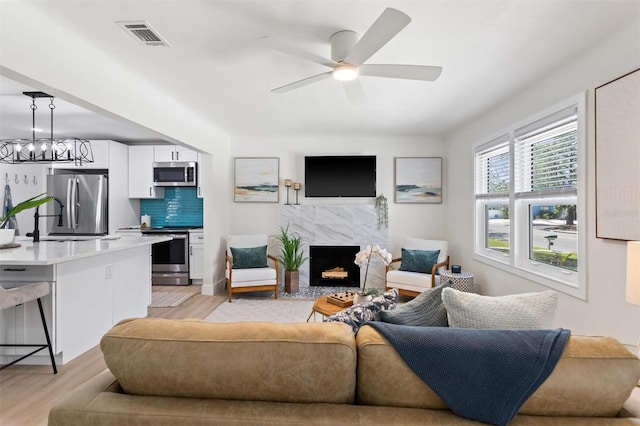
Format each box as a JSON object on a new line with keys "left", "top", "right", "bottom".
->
{"left": 284, "top": 270, "right": 299, "bottom": 293}
{"left": 0, "top": 228, "right": 15, "bottom": 246}
{"left": 353, "top": 293, "right": 373, "bottom": 305}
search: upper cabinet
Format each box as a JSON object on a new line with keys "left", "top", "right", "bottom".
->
{"left": 129, "top": 145, "right": 164, "bottom": 199}
{"left": 154, "top": 145, "right": 198, "bottom": 162}
{"left": 197, "top": 152, "right": 206, "bottom": 198}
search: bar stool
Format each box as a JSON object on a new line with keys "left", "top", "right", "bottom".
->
{"left": 0, "top": 281, "right": 57, "bottom": 373}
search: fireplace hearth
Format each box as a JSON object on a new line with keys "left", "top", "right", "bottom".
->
{"left": 310, "top": 245, "right": 360, "bottom": 287}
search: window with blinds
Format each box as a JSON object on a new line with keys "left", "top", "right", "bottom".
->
{"left": 472, "top": 94, "right": 585, "bottom": 299}
{"left": 475, "top": 138, "right": 509, "bottom": 197}
{"left": 514, "top": 106, "right": 578, "bottom": 197}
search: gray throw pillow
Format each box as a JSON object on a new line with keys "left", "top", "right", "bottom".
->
{"left": 378, "top": 281, "right": 451, "bottom": 327}
{"left": 230, "top": 245, "right": 268, "bottom": 269}
{"left": 324, "top": 289, "right": 398, "bottom": 333}
{"left": 441, "top": 288, "right": 559, "bottom": 329}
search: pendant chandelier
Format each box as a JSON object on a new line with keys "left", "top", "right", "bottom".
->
{"left": 0, "top": 91, "right": 94, "bottom": 164}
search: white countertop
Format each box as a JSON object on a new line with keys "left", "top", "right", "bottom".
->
{"left": 0, "top": 235, "right": 173, "bottom": 265}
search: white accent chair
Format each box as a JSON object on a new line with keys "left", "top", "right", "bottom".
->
{"left": 225, "top": 234, "right": 279, "bottom": 303}
{"left": 385, "top": 238, "right": 450, "bottom": 297}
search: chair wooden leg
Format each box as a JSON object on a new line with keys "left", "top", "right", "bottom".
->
{"left": 227, "top": 279, "right": 233, "bottom": 303}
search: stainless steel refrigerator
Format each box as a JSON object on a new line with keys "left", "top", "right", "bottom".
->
{"left": 46, "top": 172, "right": 108, "bottom": 235}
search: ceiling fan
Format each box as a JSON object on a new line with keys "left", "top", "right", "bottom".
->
{"left": 260, "top": 8, "right": 443, "bottom": 103}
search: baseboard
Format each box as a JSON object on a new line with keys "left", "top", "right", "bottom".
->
{"left": 201, "top": 279, "right": 225, "bottom": 296}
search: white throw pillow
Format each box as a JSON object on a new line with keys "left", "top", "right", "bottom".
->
{"left": 441, "top": 288, "right": 558, "bottom": 329}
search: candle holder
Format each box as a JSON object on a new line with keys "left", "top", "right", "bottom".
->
{"left": 293, "top": 182, "right": 301, "bottom": 205}
{"left": 284, "top": 179, "right": 292, "bottom": 205}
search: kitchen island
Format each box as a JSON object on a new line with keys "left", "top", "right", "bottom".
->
{"left": 0, "top": 235, "right": 172, "bottom": 365}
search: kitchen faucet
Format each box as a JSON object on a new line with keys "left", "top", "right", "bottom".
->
{"left": 32, "top": 197, "right": 64, "bottom": 242}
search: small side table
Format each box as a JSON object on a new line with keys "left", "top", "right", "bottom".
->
{"left": 440, "top": 270, "right": 474, "bottom": 292}
{"left": 306, "top": 296, "right": 347, "bottom": 322}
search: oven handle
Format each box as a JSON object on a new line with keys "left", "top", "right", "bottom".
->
{"left": 143, "top": 233, "right": 188, "bottom": 239}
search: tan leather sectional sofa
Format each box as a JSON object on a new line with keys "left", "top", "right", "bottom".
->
{"left": 49, "top": 318, "right": 640, "bottom": 425}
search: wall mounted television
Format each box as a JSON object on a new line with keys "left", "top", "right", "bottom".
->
{"left": 304, "top": 155, "right": 376, "bottom": 197}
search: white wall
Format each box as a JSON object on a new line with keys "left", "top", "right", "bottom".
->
{"left": 229, "top": 135, "right": 447, "bottom": 256}
{"left": 445, "top": 22, "right": 640, "bottom": 349}
{"left": 0, "top": 163, "right": 48, "bottom": 235}
{"left": 201, "top": 149, "right": 232, "bottom": 296}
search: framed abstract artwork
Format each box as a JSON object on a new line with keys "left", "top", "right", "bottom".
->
{"left": 595, "top": 68, "right": 640, "bottom": 240}
{"left": 234, "top": 157, "right": 279, "bottom": 203}
{"left": 394, "top": 157, "right": 442, "bottom": 204}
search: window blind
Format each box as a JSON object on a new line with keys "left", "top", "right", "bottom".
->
{"left": 475, "top": 137, "right": 509, "bottom": 197}
{"left": 514, "top": 111, "right": 578, "bottom": 198}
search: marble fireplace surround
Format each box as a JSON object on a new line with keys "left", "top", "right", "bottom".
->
{"left": 281, "top": 205, "right": 388, "bottom": 289}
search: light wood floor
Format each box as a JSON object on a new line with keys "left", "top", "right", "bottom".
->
{"left": 0, "top": 285, "right": 226, "bottom": 426}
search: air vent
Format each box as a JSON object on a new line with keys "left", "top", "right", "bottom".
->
{"left": 116, "top": 21, "right": 170, "bottom": 47}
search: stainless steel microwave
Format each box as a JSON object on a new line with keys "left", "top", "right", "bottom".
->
{"left": 153, "top": 162, "right": 197, "bottom": 187}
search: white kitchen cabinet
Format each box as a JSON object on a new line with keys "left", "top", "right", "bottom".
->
{"left": 154, "top": 145, "right": 198, "bottom": 162}
{"left": 0, "top": 242, "right": 155, "bottom": 365}
{"left": 196, "top": 152, "right": 208, "bottom": 198}
{"left": 128, "top": 145, "right": 164, "bottom": 199}
{"left": 189, "top": 229, "right": 204, "bottom": 283}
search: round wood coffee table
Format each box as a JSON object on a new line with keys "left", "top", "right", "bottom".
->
{"left": 306, "top": 296, "right": 347, "bottom": 322}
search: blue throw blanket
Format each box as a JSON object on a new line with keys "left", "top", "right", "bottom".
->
{"left": 366, "top": 322, "right": 570, "bottom": 426}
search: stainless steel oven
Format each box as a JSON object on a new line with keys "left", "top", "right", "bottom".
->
{"left": 143, "top": 228, "right": 190, "bottom": 285}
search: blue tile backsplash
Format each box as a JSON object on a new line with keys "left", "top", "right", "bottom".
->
{"left": 140, "top": 187, "right": 203, "bottom": 228}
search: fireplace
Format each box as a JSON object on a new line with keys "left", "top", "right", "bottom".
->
{"left": 309, "top": 245, "right": 360, "bottom": 287}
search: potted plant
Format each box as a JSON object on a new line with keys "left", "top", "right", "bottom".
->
{"left": 353, "top": 244, "right": 392, "bottom": 304}
{"left": 274, "top": 225, "right": 308, "bottom": 293}
{"left": 0, "top": 193, "right": 54, "bottom": 244}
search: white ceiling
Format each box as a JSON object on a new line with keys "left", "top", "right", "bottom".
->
{"left": 0, "top": 0, "right": 638, "bottom": 144}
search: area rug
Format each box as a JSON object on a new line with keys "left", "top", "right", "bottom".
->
{"left": 150, "top": 292, "right": 194, "bottom": 308}
{"left": 205, "top": 298, "right": 315, "bottom": 323}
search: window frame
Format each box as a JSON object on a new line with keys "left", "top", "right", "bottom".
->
{"left": 473, "top": 93, "right": 586, "bottom": 300}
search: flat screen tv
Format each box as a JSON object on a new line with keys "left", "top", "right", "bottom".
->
{"left": 304, "top": 155, "right": 376, "bottom": 197}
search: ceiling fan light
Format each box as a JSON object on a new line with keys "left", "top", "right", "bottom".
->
{"left": 332, "top": 65, "right": 359, "bottom": 81}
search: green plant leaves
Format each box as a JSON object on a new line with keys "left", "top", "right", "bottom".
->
{"left": 0, "top": 193, "right": 54, "bottom": 229}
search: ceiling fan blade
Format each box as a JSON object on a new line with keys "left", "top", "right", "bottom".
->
{"left": 342, "top": 80, "right": 366, "bottom": 105}
{"left": 359, "top": 64, "right": 443, "bottom": 81}
{"left": 344, "top": 8, "right": 411, "bottom": 67}
{"left": 271, "top": 72, "right": 332, "bottom": 94}
{"left": 258, "top": 36, "right": 336, "bottom": 68}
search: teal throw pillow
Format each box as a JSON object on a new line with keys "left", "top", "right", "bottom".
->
{"left": 399, "top": 249, "right": 440, "bottom": 274}
{"left": 378, "top": 281, "right": 451, "bottom": 327}
{"left": 231, "top": 245, "right": 268, "bottom": 269}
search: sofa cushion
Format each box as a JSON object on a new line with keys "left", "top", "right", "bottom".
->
{"left": 101, "top": 318, "right": 356, "bottom": 404}
{"left": 356, "top": 325, "right": 640, "bottom": 417}
{"left": 399, "top": 249, "right": 440, "bottom": 274}
{"left": 230, "top": 245, "right": 268, "bottom": 269}
{"left": 442, "top": 288, "right": 558, "bottom": 329}
{"left": 378, "top": 281, "right": 450, "bottom": 327}
{"left": 324, "top": 289, "right": 398, "bottom": 333}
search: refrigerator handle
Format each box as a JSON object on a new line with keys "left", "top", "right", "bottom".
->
{"left": 66, "top": 178, "right": 73, "bottom": 229}
{"left": 72, "top": 178, "right": 79, "bottom": 229}
{"left": 95, "top": 175, "right": 104, "bottom": 233}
